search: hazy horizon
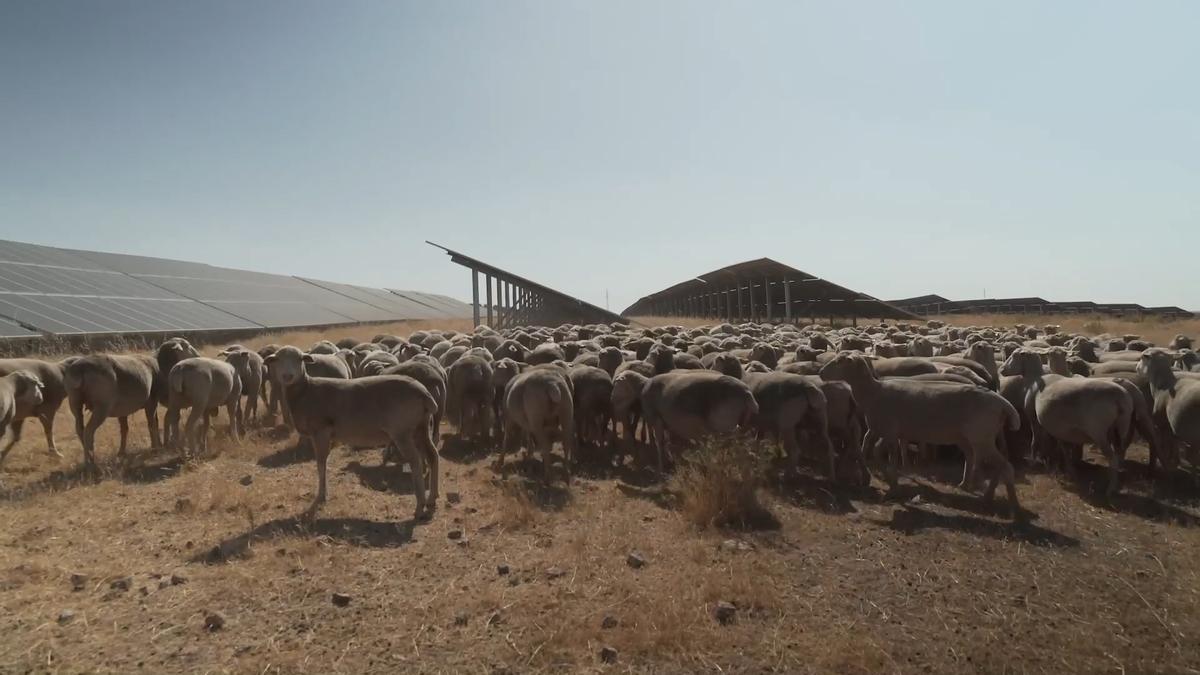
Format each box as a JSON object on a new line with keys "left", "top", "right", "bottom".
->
{"left": 3, "top": 1, "right": 1197, "bottom": 312}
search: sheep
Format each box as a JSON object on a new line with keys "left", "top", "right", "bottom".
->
{"left": 264, "top": 346, "right": 439, "bottom": 519}
{"left": 640, "top": 371, "right": 759, "bottom": 476}
{"left": 800, "top": 375, "right": 868, "bottom": 484}
{"left": 742, "top": 371, "right": 837, "bottom": 479}
{"left": 930, "top": 355, "right": 996, "bottom": 389}
{"left": 490, "top": 358, "right": 525, "bottom": 442}
{"left": 446, "top": 355, "right": 494, "bottom": 443}
{"left": 1000, "top": 349, "right": 1132, "bottom": 497}
{"left": 165, "top": 357, "right": 242, "bottom": 456}
{"left": 156, "top": 338, "right": 200, "bottom": 406}
{"left": 64, "top": 352, "right": 164, "bottom": 468}
{"left": 709, "top": 352, "right": 744, "bottom": 379}
{"left": 597, "top": 346, "right": 624, "bottom": 377}
{"left": 438, "top": 345, "right": 469, "bottom": 368}
{"left": 1169, "top": 335, "right": 1194, "bottom": 351}
{"left": 820, "top": 352, "right": 1022, "bottom": 517}
{"left": 0, "top": 358, "right": 66, "bottom": 461}
{"left": 499, "top": 367, "right": 576, "bottom": 483}
{"left": 219, "top": 347, "right": 264, "bottom": 429}
{"left": 309, "top": 340, "right": 339, "bottom": 355}
{"left": 568, "top": 366, "right": 614, "bottom": 450}
{"left": 357, "top": 350, "right": 401, "bottom": 377}
{"left": 0, "top": 371, "right": 45, "bottom": 468}
{"left": 527, "top": 342, "right": 567, "bottom": 366}
{"left": 611, "top": 370, "right": 650, "bottom": 466}
{"left": 645, "top": 344, "right": 677, "bottom": 375}
{"left": 1138, "top": 349, "right": 1200, "bottom": 466}
{"left": 381, "top": 360, "right": 448, "bottom": 441}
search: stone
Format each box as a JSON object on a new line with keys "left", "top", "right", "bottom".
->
{"left": 239, "top": 475, "right": 253, "bottom": 486}
{"left": 545, "top": 566, "right": 567, "bottom": 579}
{"left": 497, "top": 564, "right": 510, "bottom": 576}
{"left": 447, "top": 529, "right": 464, "bottom": 541}
{"left": 601, "top": 614, "right": 618, "bottom": 629}
{"left": 70, "top": 573, "right": 87, "bottom": 592}
{"left": 626, "top": 551, "right": 647, "bottom": 569}
{"left": 332, "top": 593, "right": 352, "bottom": 607}
{"left": 58, "top": 609, "right": 76, "bottom": 625}
{"left": 599, "top": 646, "right": 619, "bottom": 663}
{"left": 453, "top": 611, "right": 469, "bottom": 626}
{"left": 714, "top": 601, "right": 737, "bottom": 624}
{"left": 110, "top": 576, "right": 132, "bottom": 591}
{"left": 446, "top": 492, "right": 462, "bottom": 504}
{"left": 204, "top": 612, "right": 225, "bottom": 631}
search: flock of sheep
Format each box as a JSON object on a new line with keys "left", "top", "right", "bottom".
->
{"left": 1, "top": 320, "right": 1198, "bottom": 523}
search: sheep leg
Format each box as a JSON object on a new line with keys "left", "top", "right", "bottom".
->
{"left": 81, "top": 409, "right": 107, "bottom": 470}
{"left": 417, "top": 417, "right": 439, "bottom": 504}
{"left": 144, "top": 404, "right": 161, "bottom": 449}
{"left": 0, "top": 419, "right": 23, "bottom": 467}
{"left": 498, "top": 418, "right": 520, "bottom": 478}
{"left": 307, "top": 430, "right": 333, "bottom": 518}
{"left": 227, "top": 401, "right": 241, "bottom": 441}
{"left": 959, "top": 444, "right": 978, "bottom": 491}
{"left": 1101, "top": 439, "right": 1121, "bottom": 499}
{"left": 978, "top": 442, "right": 1021, "bottom": 519}
{"left": 38, "top": 413, "right": 60, "bottom": 457}
{"left": 184, "top": 407, "right": 203, "bottom": 459}
{"left": 163, "top": 408, "right": 174, "bottom": 449}
{"left": 117, "top": 416, "right": 130, "bottom": 458}
{"left": 652, "top": 420, "right": 669, "bottom": 478}
{"left": 389, "top": 432, "right": 427, "bottom": 519}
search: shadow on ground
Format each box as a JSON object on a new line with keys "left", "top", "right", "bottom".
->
{"left": 193, "top": 515, "right": 416, "bottom": 564}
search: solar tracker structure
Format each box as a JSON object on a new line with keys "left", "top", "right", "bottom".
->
{"left": 0, "top": 239, "right": 470, "bottom": 339}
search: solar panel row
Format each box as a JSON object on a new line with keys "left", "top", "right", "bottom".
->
{"left": 0, "top": 239, "right": 470, "bottom": 338}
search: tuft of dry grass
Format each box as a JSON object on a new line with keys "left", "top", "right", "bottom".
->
{"left": 671, "top": 438, "right": 777, "bottom": 530}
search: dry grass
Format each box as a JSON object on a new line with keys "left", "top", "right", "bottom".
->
{"left": 2, "top": 320, "right": 1200, "bottom": 672}
{"left": 670, "top": 438, "right": 777, "bottom": 530}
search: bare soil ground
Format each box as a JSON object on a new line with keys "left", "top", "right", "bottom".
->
{"left": 2, "top": 317, "right": 1199, "bottom": 674}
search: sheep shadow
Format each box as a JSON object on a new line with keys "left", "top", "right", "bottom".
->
{"left": 257, "top": 438, "right": 314, "bottom": 468}
{"left": 871, "top": 505, "right": 1079, "bottom": 549}
{"left": 1063, "top": 462, "right": 1200, "bottom": 526}
{"left": 0, "top": 448, "right": 188, "bottom": 501}
{"left": 192, "top": 515, "right": 416, "bottom": 564}
{"left": 616, "top": 482, "right": 678, "bottom": 511}
{"left": 493, "top": 474, "right": 573, "bottom": 512}
{"left": 341, "top": 459, "right": 416, "bottom": 496}
{"left": 495, "top": 454, "right": 574, "bottom": 492}
{"left": 769, "top": 471, "right": 873, "bottom": 516}
{"left": 895, "top": 478, "right": 1038, "bottom": 523}
{"left": 437, "top": 436, "right": 495, "bottom": 465}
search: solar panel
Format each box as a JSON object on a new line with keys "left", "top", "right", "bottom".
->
{"left": 0, "top": 315, "right": 39, "bottom": 338}
{"left": 299, "top": 278, "right": 448, "bottom": 320}
{"left": 389, "top": 289, "right": 473, "bottom": 318}
{"left": 0, "top": 239, "right": 470, "bottom": 338}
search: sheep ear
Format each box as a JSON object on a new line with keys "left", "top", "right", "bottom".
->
{"left": 302, "top": 354, "right": 316, "bottom": 364}
{"left": 263, "top": 354, "right": 276, "bottom": 364}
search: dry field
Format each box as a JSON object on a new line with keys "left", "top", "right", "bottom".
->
{"left": 2, "top": 316, "right": 1200, "bottom": 673}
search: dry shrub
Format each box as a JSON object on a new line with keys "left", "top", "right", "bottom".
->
{"left": 670, "top": 438, "right": 777, "bottom": 530}
{"left": 494, "top": 481, "right": 543, "bottom": 531}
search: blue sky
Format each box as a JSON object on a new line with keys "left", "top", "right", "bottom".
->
{"left": 2, "top": 1, "right": 1197, "bottom": 312}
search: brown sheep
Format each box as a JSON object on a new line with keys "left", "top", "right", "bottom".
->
{"left": 264, "top": 346, "right": 439, "bottom": 520}
{"left": 820, "top": 353, "right": 1022, "bottom": 518}
{"left": 0, "top": 358, "right": 66, "bottom": 461}
{"left": 0, "top": 371, "right": 45, "bottom": 468}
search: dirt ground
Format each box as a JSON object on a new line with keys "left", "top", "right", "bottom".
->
{"left": 2, "top": 317, "right": 1199, "bottom": 674}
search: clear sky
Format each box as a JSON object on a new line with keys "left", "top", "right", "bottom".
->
{"left": 2, "top": 1, "right": 1197, "bottom": 312}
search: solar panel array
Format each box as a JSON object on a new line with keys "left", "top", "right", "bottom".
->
{"left": 0, "top": 239, "right": 471, "bottom": 338}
